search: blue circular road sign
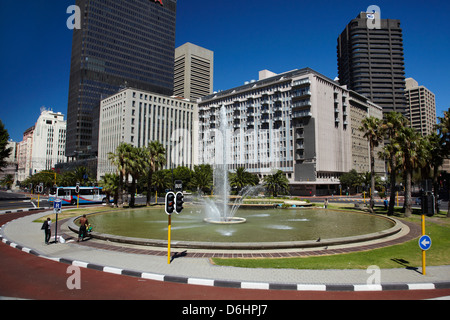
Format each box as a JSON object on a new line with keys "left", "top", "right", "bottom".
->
{"left": 419, "top": 235, "right": 432, "bottom": 251}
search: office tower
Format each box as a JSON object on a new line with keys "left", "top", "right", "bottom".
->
{"left": 31, "top": 109, "right": 67, "bottom": 175}
{"left": 337, "top": 12, "right": 407, "bottom": 116}
{"left": 198, "top": 68, "right": 384, "bottom": 196}
{"left": 66, "top": 0, "right": 177, "bottom": 159}
{"left": 405, "top": 78, "right": 437, "bottom": 136}
{"left": 97, "top": 88, "right": 198, "bottom": 180}
{"left": 174, "top": 43, "right": 214, "bottom": 101}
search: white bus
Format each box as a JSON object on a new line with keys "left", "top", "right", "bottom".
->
{"left": 49, "top": 186, "right": 108, "bottom": 206}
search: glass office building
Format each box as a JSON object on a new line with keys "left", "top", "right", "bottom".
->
{"left": 66, "top": 0, "right": 177, "bottom": 159}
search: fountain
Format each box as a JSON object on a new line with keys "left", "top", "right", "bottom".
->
{"left": 203, "top": 106, "right": 248, "bottom": 225}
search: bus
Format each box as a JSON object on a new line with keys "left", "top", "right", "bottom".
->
{"left": 49, "top": 186, "right": 109, "bottom": 206}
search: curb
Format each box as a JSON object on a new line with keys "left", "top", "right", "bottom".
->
{"left": 0, "top": 207, "right": 51, "bottom": 215}
{"left": 1, "top": 231, "right": 450, "bottom": 292}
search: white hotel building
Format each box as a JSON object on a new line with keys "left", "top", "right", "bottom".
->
{"left": 97, "top": 88, "right": 198, "bottom": 180}
{"left": 198, "top": 68, "right": 384, "bottom": 196}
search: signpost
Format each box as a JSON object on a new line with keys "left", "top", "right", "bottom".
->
{"left": 53, "top": 199, "right": 62, "bottom": 243}
{"left": 419, "top": 192, "right": 434, "bottom": 275}
{"left": 165, "top": 192, "right": 176, "bottom": 264}
{"left": 165, "top": 183, "right": 185, "bottom": 265}
{"left": 75, "top": 182, "right": 80, "bottom": 208}
{"left": 419, "top": 215, "right": 432, "bottom": 276}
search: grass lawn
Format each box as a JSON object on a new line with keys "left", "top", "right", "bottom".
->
{"left": 212, "top": 210, "right": 450, "bottom": 270}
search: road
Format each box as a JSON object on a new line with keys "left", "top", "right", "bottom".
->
{"left": 1, "top": 208, "right": 450, "bottom": 301}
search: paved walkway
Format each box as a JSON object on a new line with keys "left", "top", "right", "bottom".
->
{"left": 1, "top": 209, "right": 450, "bottom": 293}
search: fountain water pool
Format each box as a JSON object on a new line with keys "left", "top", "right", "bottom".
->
{"left": 81, "top": 207, "right": 397, "bottom": 246}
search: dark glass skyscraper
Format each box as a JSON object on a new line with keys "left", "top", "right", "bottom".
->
{"left": 66, "top": 0, "right": 177, "bottom": 158}
{"left": 337, "top": 12, "right": 406, "bottom": 116}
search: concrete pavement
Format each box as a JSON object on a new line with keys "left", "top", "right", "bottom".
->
{"left": 1, "top": 209, "right": 450, "bottom": 293}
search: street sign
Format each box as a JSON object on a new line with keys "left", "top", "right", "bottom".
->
{"left": 174, "top": 180, "right": 183, "bottom": 192}
{"left": 54, "top": 200, "right": 62, "bottom": 210}
{"left": 419, "top": 235, "right": 432, "bottom": 251}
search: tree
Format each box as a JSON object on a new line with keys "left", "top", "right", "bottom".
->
{"left": 0, "top": 120, "right": 12, "bottom": 172}
{"left": 191, "top": 164, "right": 213, "bottom": 193}
{"left": 0, "top": 174, "right": 14, "bottom": 189}
{"left": 108, "top": 143, "right": 134, "bottom": 207}
{"left": 359, "top": 116, "right": 383, "bottom": 212}
{"left": 380, "top": 112, "right": 408, "bottom": 216}
{"left": 127, "top": 146, "right": 146, "bottom": 207}
{"left": 339, "top": 169, "right": 361, "bottom": 194}
{"left": 143, "top": 141, "right": 166, "bottom": 206}
{"left": 229, "top": 167, "right": 259, "bottom": 194}
{"left": 435, "top": 108, "right": 450, "bottom": 217}
{"left": 263, "top": 170, "right": 289, "bottom": 197}
{"left": 397, "top": 126, "right": 423, "bottom": 217}
{"left": 99, "top": 173, "right": 119, "bottom": 206}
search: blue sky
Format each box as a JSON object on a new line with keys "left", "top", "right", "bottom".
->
{"left": 0, "top": 0, "right": 449, "bottom": 142}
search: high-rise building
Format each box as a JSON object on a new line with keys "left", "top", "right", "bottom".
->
{"left": 405, "top": 78, "right": 437, "bottom": 136}
{"left": 174, "top": 43, "right": 214, "bottom": 101}
{"left": 337, "top": 12, "right": 407, "bottom": 116}
{"left": 31, "top": 110, "right": 67, "bottom": 175}
{"left": 66, "top": 0, "right": 177, "bottom": 159}
{"left": 198, "top": 68, "right": 384, "bottom": 196}
{"left": 97, "top": 88, "right": 198, "bottom": 180}
{"left": 17, "top": 109, "right": 67, "bottom": 181}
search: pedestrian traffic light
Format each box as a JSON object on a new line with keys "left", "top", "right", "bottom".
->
{"left": 165, "top": 192, "right": 175, "bottom": 215}
{"left": 175, "top": 192, "right": 184, "bottom": 214}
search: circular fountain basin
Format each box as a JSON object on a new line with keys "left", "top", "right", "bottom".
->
{"left": 69, "top": 207, "right": 401, "bottom": 250}
{"left": 203, "top": 217, "right": 247, "bottom": 225}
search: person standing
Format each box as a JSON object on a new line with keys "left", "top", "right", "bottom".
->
{"left": 78, "top": 214, "right": 89, "bottom": 242}
{"left": 41, "top": 218, "right": 52, "bottom": 244}
{"left": 324, "top": 198, "right": 329, "bottom": 209}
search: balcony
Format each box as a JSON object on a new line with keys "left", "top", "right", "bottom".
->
{"left": 292, "top": 100, "right": 311, "bottom": 109}
{"left": 292, "top": 78, "right": 311, "bottom": 87}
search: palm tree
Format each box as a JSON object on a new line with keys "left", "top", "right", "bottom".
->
{"left": 263, "top": 170, "right": 289, "bottom": 197}
{"left": 99, "top": 173, "right": 119, "bottom": 206}
{"left": 436, "top": 108, "right": 450, "bottom": 217}
{"left": 108, "top": 143, "right": 134, "bottom": 207}
{"left": 380, "top": 112, "right": 409, "bottom": 216}
{"left": 397, "top": 126, "right": 423, "bottom": 217}
{"left": 128, "top": 146, "right": 146, "bottom": 207}
{"left": 144, "top": 141, "right": 166, "bottom": 206}
{"left": 229, "top": 167, "right": 258, "bottom": 194}
{"left": 359, "top": 116, "right": 383, "bottom": 212}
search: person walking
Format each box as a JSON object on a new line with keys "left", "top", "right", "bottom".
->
{"left": 77, "top": 214, "right": 89, "bottom": 242}
{"left": 41, "top": 218, "right": 52, "bottom": 244}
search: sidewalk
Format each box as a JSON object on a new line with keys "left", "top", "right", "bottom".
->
{"left": 1, "top": 210, "right": 450, "bottom": 292}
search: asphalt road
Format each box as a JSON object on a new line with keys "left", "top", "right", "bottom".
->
{"left": 1, "top": 210, "right": 450, "bottom": 301}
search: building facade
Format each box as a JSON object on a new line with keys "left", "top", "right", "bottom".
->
{"left": 198, "top": 68, "right": 384, "bottom": 196}
{"left": 337, "top": 12, "right": 407, "bottom": 116}
{"left": 66, "top": 0, "right": 177, "bottom": 159}
{"left": 405, "top": 78, "right": 436, "bottom": 136}
{"left": 174, "top": 42, "right": 214, "bottom": 101}
{"left": 97, "top": 88, "right": 198, "bottom": 180}
{"left": 17, "top": 126, "right": 34, "bottom": 182}
{"left": 31, "top": 110, "right": 67, "bottom": 175}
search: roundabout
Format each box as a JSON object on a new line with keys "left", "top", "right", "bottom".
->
{"left": 66, "top": 207, "right": 402, "bottom": 252}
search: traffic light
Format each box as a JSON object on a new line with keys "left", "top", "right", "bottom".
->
{"left": 175, "top": 192, "right": 184, "bottom": 214}
{"left": 422, "top": 193, "right": 435, "bottom": 217}
{"left": 165, "top": 192, "right": 175, "bottom": 215}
